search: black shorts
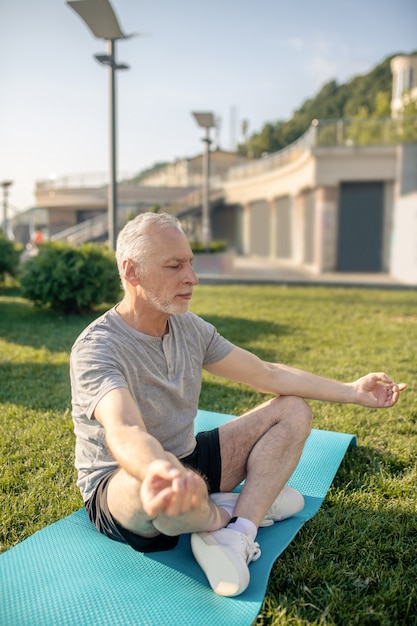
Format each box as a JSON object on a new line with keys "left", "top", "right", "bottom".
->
{"left": 85, "top": 428, "right": 221, "bottom": 553}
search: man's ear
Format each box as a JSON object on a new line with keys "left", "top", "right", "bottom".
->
{"left": 122, "top": 259, "right": 141, "bottom": 286}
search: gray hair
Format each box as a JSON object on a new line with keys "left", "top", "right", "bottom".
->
{"left": 115, "top": 212, "right": 184, "bottom": 287}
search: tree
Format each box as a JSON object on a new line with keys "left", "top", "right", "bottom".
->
{"left": 0, "top": 232, "right": 21, "bottom": 282}
{"left": 239, "top": 54, "right": 401, "bottom": 156}
{"left": 130, "top": 162, "right": 169, "bottom": 184}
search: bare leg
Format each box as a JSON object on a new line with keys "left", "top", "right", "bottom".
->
{"left": 107, "top": 454, "right": 230, "bottom": 538}
{"left": 107, "top": 396, "right": 310, "bottom": 540}
{"left": 218, "top": 395, "right": 312, "bottom": 528}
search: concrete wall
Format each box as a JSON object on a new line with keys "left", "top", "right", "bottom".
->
{"left": 315, "top": 145, "right": 397, "bottom": 185}
{"left": 390, "top": 192, "right": 417, "bottom": 284}
{"left": 223, "top": 149, "right": 316, "bottom": 204}
{"left": 222, "top": 144, "right": 403, "bottom": 275}
{"left": 390, "top": 143, "right": 417, "bottom": 284}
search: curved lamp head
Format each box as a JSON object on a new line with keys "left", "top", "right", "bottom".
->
{"left": 67, "top": 0, "right": 129, "bottom": 40}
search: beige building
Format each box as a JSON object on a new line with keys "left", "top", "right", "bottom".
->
{"left": 137, "top": 150, "right": 252, "bottom": 188}
{"left": 391, "top": 54, "right": 417, "bottom": 117}
{"left": 15, "top": 55, "right": 417, "bottom": 284}
{"left": 219, "top": 133, "right": 416, "bottom": 284}
{"left": 21, "top": 178, "right": 196, "bottom": 245}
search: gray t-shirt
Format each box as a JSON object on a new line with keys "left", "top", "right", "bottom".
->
{"left": 70, "top": 307, "right": 234, "bottom": 501}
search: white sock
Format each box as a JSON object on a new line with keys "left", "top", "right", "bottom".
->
{"left": 209, "top": 498, "right": 235, "bottom": 517}
{"left": 219, "top": 504, "right": 235, "bottom": 516}
{"left": 226, "top": 516, "right": 257, "bottom": 541}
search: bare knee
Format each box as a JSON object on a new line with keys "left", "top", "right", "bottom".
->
{"left": 271, "top": 395, "right": 312, "bottom": 438}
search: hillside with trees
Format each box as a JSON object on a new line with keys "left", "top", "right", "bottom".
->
{"left": 130, "top": 161, "right": 169, "bottom": 184}
{"left": 131, "top": 52, "right": 416, "bottom": 181}
{"left": 239, "top": 52, "right": 416, "bottom": 157}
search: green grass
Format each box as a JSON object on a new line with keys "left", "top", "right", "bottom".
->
{"left": 1, "top": 284, "right": 416, "bottom": 625}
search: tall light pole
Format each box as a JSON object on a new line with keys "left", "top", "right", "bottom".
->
{"left": 67, "top": 0, "right": 132, "bottom": 250}
{"left": 191, "top": 112, "right": 215, "bottom": 250}
{"left": 0, "top": 180, "right": 13, "bottom": 236}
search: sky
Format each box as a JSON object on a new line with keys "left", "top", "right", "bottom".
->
{"left": 1, "top": 0, "right": 416, "bottom": 214}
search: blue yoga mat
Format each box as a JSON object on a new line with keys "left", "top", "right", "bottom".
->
{"left": 1, "top": 409, "right": 356, "bottom": 626}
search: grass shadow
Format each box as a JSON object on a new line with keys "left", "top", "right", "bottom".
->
{"left": 258, "top": 444, "right": 417, "bottom": 624}
{"left": 0, "top": 362, "right": 71, "bottom": 410}
{"left": 331, "top": 443, "right": 413, "bottom": 488}
{"left": 198, "top": 379, "right": 271, "bottom": 415}
{"left": 0, "top": 297, "right": 105, "bottom": 353}
{"left": 200, "top": 314, "right": 289, "bottom": 359}
{"left": 262, "top": 496, "right": 417, "bottom": 625}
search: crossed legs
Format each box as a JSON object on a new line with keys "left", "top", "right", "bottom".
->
{"left": 218, "top": 395, "right": 312, "bottom": 527}
{"left": 105, "top": 395, "right": 311, "bottom": 540}
{"left": 190, "top": 395, "right": 312, "bottom": 596}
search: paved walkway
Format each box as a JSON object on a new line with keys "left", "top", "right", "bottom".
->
{"left": 198, "top": 256, "right": 415, "bottom": 289}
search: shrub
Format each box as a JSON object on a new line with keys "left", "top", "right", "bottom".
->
{"left": 0, "top": 232, "right": 21, "bottom": 281}
{"left": 190, "top": 240, "right": 228, "bottom": 254}
{"left": 20, "top": 241, "right": 121, "bottom": 314}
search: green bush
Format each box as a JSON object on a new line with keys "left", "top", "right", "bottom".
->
{"left": 0, "top": 232, "right": 21, "bottom": 281}
{"left": 190, "top": 240, "right": 228, "bottom": 254}
{"left": 20, "top": 241, "right": 121, "bottom": 314}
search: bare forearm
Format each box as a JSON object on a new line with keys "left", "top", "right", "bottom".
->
{"left": 94, "top": 388, "right": 177, "bottom": 481}
{"left": 105, "top": 424, "right": 170, "bottom": 481}
{"left": 207, "top": 348, "right": 357, "bottom": 404}
{"left": 206, "top": 347, "right": 405, "bottom": 409}
{"left": 259, "top": 363, "right": 357, "bottom": 403}
{"left": 260, "top": 364, "right": 405, "bottom": 409}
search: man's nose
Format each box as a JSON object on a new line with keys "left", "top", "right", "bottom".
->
{"left": 184, "top": 264, "right": 199, "bottom": 284}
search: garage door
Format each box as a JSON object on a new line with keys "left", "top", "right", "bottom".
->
{"left": 337, "top": 182, "right": 384, "bottom": 272}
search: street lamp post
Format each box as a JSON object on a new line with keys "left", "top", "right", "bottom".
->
{"left": 94, "top": 41, "right": 129, "bottom": 250}
{"left": 191, "top": 112, "right": 215, "bottom": 250}
{"left": 0, "top": 180, "right": 13, "bottom": 236}
{"left": 67, "top": 0, "right": 132, "bottom": 250}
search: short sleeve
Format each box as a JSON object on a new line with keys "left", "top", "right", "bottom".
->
{"left": 70, "top": 338, "right": 128, "bottom": 421}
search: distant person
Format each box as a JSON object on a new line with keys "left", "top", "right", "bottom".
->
{"left": 32, "top": 230, "right": 43, "bottom": 245}
{"left": 70, "top": 212, "right": 406, "bottom": 597}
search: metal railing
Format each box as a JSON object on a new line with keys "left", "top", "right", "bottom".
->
{"left": 36, "top": 171, "right": 135, "bottom": 192}
{"left": 45, "top": 115, "right": 417, "bottom": 245}
{"left": 50, "top": 205, "right": 141, "bottom": 245}
{"left": 314, "top": 115, "right": 417, "bottom": 146}
{"left": 226, "top": 125, "right": 317, "bottom": 181}
{"left": 36, "top": 117, "right": 417, "bottom": 195}
{"left": 226, "top": 116, "right": 417, "bottom": 181}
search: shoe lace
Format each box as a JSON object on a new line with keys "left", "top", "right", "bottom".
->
{"left": 243, "top": 536, "right": 261, "bottom": 564}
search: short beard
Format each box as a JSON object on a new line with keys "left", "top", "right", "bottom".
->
{"left": 146, "top": 292, "right": 190, "bottom": 315}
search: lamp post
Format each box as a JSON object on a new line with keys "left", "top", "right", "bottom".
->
{"left": 67, "top": 0, "right": 132, "bottom": 250}
{"left": 0, "top": 180, "right": 13, "bottom": 236}
{"left": 191, "top": 111, "right": 215, "bottom": 250}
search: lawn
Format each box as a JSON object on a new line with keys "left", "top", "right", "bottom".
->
{"left": 1, "top": 284, "right": 416, "bottom": 625}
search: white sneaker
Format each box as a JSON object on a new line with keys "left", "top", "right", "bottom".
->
{"left": 191, "top": 528, "right": 261, "bottom": 596}
{"left": 210, "top": 486, "right": 304, "bottom": 527}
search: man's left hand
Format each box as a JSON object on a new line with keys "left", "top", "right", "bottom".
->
{"left": 352, "top": 373, "right": 407, "bottom": 408}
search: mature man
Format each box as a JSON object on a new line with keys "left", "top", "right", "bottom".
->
{"left": 70, "top": 212, "right": 405, "bottom": 597}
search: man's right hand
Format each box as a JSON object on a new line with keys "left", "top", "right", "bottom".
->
{"left": 140, "top": 459, "right": 207, "bottom": 519}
